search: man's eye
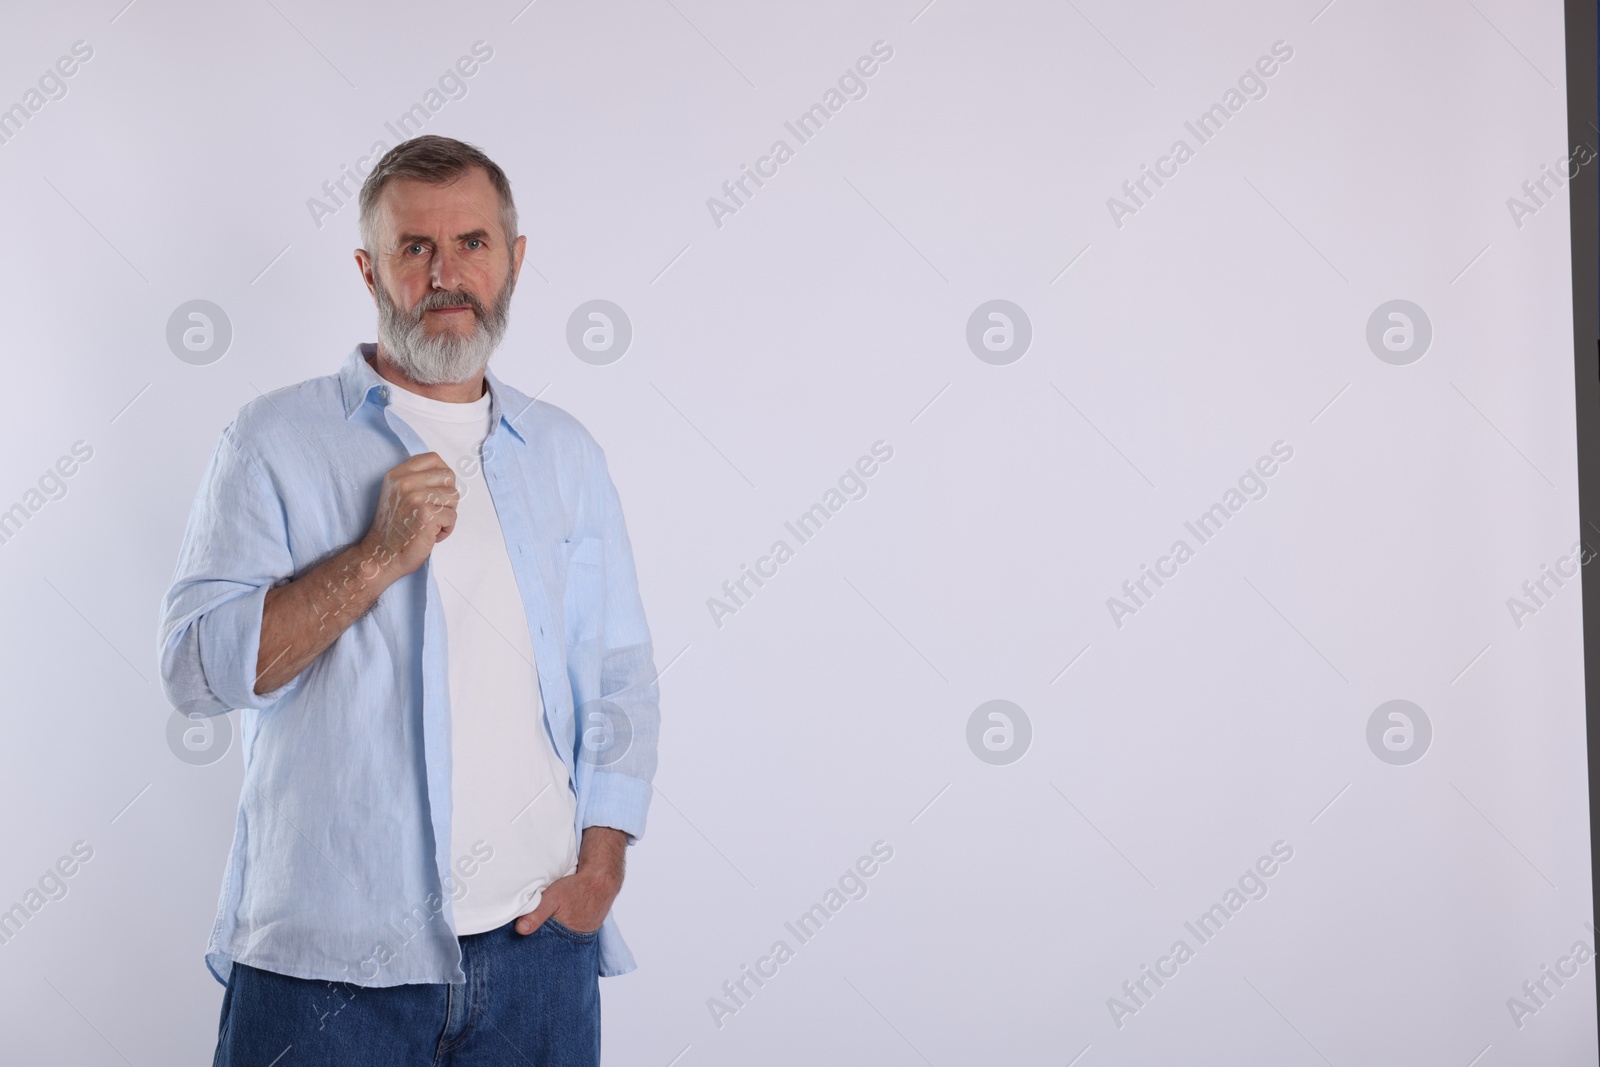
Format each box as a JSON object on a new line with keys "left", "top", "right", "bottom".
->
{"left": 466, "top": 239, "right": 483, "bottom": 250}
{"left": 407, "top": 244, "right": 426, "bottom": 255}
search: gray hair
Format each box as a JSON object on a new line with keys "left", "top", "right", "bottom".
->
{"left": 357, "top": 135, "right": 518, "bottom": 259}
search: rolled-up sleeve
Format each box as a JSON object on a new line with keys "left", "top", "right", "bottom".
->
{"left": 577, "top": 439, "right": 660, "bottom": 845}
{"left": 158, "top": 424, "right": 300, "bottom": 717}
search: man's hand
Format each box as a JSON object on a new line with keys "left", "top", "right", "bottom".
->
{"left": 516, "top": 827, "right": 628, "bottom": 935}
{"left": 361, "top": 452, "right": 459, "bottom": 578}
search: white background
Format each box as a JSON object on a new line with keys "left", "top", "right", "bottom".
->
{"left": 0, "top": 0, "right": 1590, "bottom": 1063}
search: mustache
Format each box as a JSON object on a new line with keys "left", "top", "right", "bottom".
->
{"left": 413, "top": 289, "right": 486, "bottom": 318}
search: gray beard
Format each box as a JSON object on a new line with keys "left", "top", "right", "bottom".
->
{"left": 374, "top": 269, "right": 514, "bottom": 385}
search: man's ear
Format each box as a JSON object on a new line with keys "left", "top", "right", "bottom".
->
{"left": 355, "top": 248, "right": 379, "bottom": 304}
{"left": 510, "top": 234, "right": 526, "bottom": 288}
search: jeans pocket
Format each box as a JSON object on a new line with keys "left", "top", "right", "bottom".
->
{"left": 544, "top": 916, "right": 600, "bottom": 943}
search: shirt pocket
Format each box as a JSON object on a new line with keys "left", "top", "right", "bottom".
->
{"left": 563, "top": 536, "right": 605, "bottom": 569}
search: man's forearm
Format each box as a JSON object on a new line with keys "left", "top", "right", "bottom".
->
{"left": 575, "top": 826, "right": 627, "bottom": 890}
{"left": 253, "top": 538, "right": 398, "bottom": 694}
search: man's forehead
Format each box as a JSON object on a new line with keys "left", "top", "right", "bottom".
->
{"left": 377, "top": 170, "right": 501, "bottom": 238}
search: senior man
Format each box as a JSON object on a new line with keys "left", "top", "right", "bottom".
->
{"left": 158, "top": 135, "right": 660, "bottom": 1066}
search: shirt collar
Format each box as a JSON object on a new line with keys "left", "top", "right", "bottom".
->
{"left": 338, "top": 343, "right": 530, "bottom": 443}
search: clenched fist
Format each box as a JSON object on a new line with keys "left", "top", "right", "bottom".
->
{"left": 361, "top": 452, "right": 459, "bottom": 579}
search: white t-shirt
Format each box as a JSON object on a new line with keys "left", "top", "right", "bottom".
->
{"left": 384, "top": 376, "right": 579, "bottom": 935}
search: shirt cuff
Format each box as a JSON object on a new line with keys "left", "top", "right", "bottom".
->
{"left": 581, "top": 771, "right": 653, "bottom": 845}
{"left": 196, "top": 583, "right": 302, "bottom": 711}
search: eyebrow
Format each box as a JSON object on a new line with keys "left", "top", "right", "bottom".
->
{"left": 395, "top": 229, "right": 492, "bottom": 246}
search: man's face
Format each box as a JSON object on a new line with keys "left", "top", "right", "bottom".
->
{"left": 359, "top": 166, "right": 525, "bottom": 385}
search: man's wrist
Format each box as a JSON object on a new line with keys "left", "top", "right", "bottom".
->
{"left": 576, "top": 826, "right": 627, "bottom": 889}
{"left": 352, "top": 534, "right": 406, "bottom": 586}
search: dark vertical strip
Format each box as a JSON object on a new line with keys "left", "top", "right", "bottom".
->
{"left": 1567, "top": 0, "right": 1600, "bottom": 1044}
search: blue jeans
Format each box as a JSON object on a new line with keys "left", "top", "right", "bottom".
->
{"left": 212, "top": 917, "right": 601, "bottom": 1066}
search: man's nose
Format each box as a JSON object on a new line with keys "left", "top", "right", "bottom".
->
{"left": 430, "top": 246, "right": 464, "bottom": 292}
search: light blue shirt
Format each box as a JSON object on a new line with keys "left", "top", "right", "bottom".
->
{"left": 157, "top": 344, "right": 660, "bottom": 987}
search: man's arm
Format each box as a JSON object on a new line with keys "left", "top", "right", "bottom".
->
{"left": 159, "top": 425, "right": 460, "bottom": 713}
{"left": 253, "top": 453, "right": 459, "bottom": 694}
{"left": 576, "top": 439, "right": 661, "bottom": 844}
{"left": 515, "top": 435, "right": 659, "bottom": 937}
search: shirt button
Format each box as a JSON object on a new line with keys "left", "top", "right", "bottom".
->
{"left": 378, "top": 387, "right": 389, "bottom": 400}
